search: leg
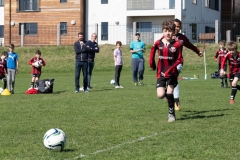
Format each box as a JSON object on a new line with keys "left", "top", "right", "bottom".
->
{"left": 138, "top": 58, "right": 144, "bottom": 85}
{"left": 10, "top": 69, "right": 16, "bottom": 94}
{"left": 31, "top": 76, "right": 36, "bottom": 88}
{"left": 2, "top": 77, "right": 7, "bottom": 89}
{"left": 114, "top": 65, "right": 119, "bottom": 86}
{"left": 35, "top": 77, "right": 39, "bottom": 88}
{"left": 118, "top": 65, "right": 123, "bottom": 87}
{"left": 75, "top": 61, "right": 81, "bottom": 92}
{"left": 166, "top": 85, "right": 175, "bottom": 122}
{"left": 87, "top": 61, "right": 94, "bottom": 88}
{"left": 173, "top": 84, "right": 181, "bottom": 110}
{"left": 131, "top": 58, "right": 138, "bottom": 85}
{"left": 82, "top": 61, "right": 88, "bottom": 91}
{"left": 7, "top": 69, "right": 12, "bottom": 91}
{"left": 230, "top": 76, "right": 239, "bottom": 104}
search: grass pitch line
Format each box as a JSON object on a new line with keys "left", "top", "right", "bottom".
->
{"left": 65, "top": 132, "right": 159, "bottom": 160}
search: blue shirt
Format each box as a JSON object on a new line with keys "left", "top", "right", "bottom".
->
{"left": 7, "top": 52, "right": 19, "bottom": 69}
{"left": 130, "top": 40, "right": 145, "bottom": 58}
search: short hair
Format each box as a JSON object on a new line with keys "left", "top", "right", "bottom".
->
{"left": 2, "top": 51, "right": 8, "bottom": 57}
{"left": 174, "top": 18, "right": 182, "bottom": 26}
{"left": 78, "top": 32, "right": 84, "bottom": 36}
{"left": 116, "top": 41, "right": 122, "bottom": 46}
{"left": 227, "top": 41, "right": 238, "bottom": 51}
{"left": 219, "top": 40, "right": 226, "bottom": 46}
{"left": 35, "top": 50, "right": 41, "bottom": 56}
{"left": 9, "top": 44, "right": 14, "bottom": 49}
{"left": 162, "top": 19, "right": 175, "bottom": 32}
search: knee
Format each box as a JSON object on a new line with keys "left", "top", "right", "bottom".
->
{"left": 157, "top": 93, "right": 165, "bottom": 99}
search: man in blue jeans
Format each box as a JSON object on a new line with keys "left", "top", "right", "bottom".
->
{"left": 73, "top": 32, "right": 91, "bottom": 93}
{"left": 85, "top": 33, "right": 99, "bottom": 90}
{"left": 130, "top": 32, "right": 146, "bottom": 86}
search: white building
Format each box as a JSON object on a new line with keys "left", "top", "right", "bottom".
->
{"left": 0, "top": 0, "right": 4, "bottom": 46}
{"left": 86, "top": 0, "right": 221, "bottom": 45}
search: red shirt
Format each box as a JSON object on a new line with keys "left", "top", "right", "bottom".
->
{"left": 149, "top": 38, "right": 183, "bottom": 78}
{"left": 29, "top": 57, "right": 46, "bottom": 75}
{"left": 214, "top": 48, "right": 228, "bottom": 64}
{"left": 221, "top": 51, "right": 240, "bottom": 75}
{"left": 0, "top": 59, "right": 7, "bottom": 76}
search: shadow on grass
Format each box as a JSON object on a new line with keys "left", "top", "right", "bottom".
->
{"left": 52, "top": 90, "right": 66, "bottom": 94}
{"left": 178, "top": 108, "right": 233, "bottom": 120}
{"left": 62, "top": 148, "right": 75, "bottom": 152}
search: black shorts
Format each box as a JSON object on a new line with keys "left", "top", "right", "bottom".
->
{"left": 156, "top": 76, "right": 178, "bottom": 88}
{"left": 229, "top": 73, "right": 240, "bottom": 82}
{"left": 32, "top": 74, "right": 40, "bottom": 78}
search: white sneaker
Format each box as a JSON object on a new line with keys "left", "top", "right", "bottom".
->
{"left": 115, "top": 86, "right": 120, "bottom": 88}
{"left": 119, "top": 86, "right": 124, "bottom": 88}
{"left": 80, "top": 87, "right": 84, "bottom": 91}
{"left": 87, "top": 87, "right": 91, "bottom": 90}
{"left": 168, "top": 114, "right": 176, "bottom": 122}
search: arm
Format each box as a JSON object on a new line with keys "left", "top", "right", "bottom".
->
{"left": 220, "top": 54, "right": 228, "bottom": 76}
{"left": 183, "top": 36, "right": 202, "bottom": 56}
{"left": 74, "top": 42, "right": 81, "bottom": 54}
{"left": 29, "top": 58, "right": 33, "bottom": 65}
{"left": 93, "top": 42, "right": 100, "bottom": 53}
{"left": 130, "top": 42, "right": 140, "bottom": 53}
{"left": 149, "top": 42, "right": 157, "bottom": 70}
{"left": 41, "top": 58, "right": 46, "bottom": 66}
{"left": 16, "top": 60, "right": 19, "bottom": 74}
{"left": 214, "top": 50, "right": 219, "bottom": 60}
{"left": 163, "top": 44, "right": 183, "bottom": 76}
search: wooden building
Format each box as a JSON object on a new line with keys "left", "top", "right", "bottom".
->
{"left": 4, "top": 0, "right": 85, "bottom": 46}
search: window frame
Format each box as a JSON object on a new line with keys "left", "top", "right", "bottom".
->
{"left": 191, "top": 23, "right": 197, "bottom": 40}
{"left": 136, "top": 22, "right": 152, "bottom": 32}
{"left": 60, "top": 0, "right": 67, "bottom": 3}
{"left": 0, "top": 25, "right": 4, "bottom": 38}
{"left": 18, "top": 0, "right": 40, "bottom": 12}
{"left": 60, "top": 22, "right": 67, "bottom": 35}
{"left": 101, "top": 0, "right": 108, "bottom": 4}
{"left": 19, "top": 23, "right": 38, "bottom": 35}
{"left": 101, "top": 22, "right": 108, "bottom": 40}
{"left": 0, "top": 0, "right": 4, "bottom": 7}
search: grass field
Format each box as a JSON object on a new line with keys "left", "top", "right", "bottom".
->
{"left": 0, "top": 43, "right": 239, "bottom": 160}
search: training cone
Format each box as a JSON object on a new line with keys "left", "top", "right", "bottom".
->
{"left": 1, "top": 89, "right": 11, "bottom": 96}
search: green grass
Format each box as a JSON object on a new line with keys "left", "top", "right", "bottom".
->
{"left": 0, "top": 43, "right": 239, "bottom": 160}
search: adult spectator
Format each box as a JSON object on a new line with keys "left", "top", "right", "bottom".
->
{"left": 130, "top": 32, "right": 146, "bottom": 86}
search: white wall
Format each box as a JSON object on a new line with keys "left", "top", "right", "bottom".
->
{"left": 0, "top": 6, "right": 4, "bottom": 46}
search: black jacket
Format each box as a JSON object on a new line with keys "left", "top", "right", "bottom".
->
{"left": 85, "top": 40, "right": 99, "bottom": 61}
{"left": 74, "top": 41, "right": 91, "bottom": 61}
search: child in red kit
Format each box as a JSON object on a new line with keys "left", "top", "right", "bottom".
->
{"left": 0, "top": 51, "right": 8, "bottom": 89}
{"left": 28, "top": 50, "right": 46, "bottom": 89}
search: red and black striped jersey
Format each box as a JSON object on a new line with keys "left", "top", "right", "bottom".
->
{"left": 29, "top": 57, "right": 46, "bottom": 75}
{"left": 214, "top": 48, "right": 228, "bottom": 64}
{"left": 0, "top": 59, "right": 7, "bottom": 75}
{"left": 221, "top": 51, "right": 240, "bottom": 75}
{"left": 149, "top": 38, "right": 183, "bottom": 78}
{"left": 174, "top": 33, "right": 200, "bottom": 55}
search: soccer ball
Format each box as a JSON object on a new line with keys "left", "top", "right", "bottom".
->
{"left": 43, "top": 128, "right": 67, "bottom": 151}
{"left": 34, "top": 61, "right": 41, "bottom": 68}
{"left": 110, "top": 79, "right": 115, "bottom": 85}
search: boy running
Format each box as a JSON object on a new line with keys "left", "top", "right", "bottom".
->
{"left": 214, "top": 40, "right": 228, "bottom": 88}
{"left": 173, "top": 18, "right": 203, "bottom": 111}
{"left": 149, "top": 19, "right": 183, "bottom": 122}
{"left": 220, "top": 41, "right": 240, "bottom": 104}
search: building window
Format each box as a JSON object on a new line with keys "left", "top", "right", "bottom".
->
{"left": 19, "top": 23, "right": 38, "bottom": 35}
{"left": 192, "top": 0, "right": 197, "bottom": 4}
{"left": 0, "top": 0, "right": 4, "bottom": 7}
{"left": 19, "top": 0, "right": 39, "bottom": 11}
{"left": 0, "top": 25, "right": 4, "bottom": 38}
{"left": 60, "top": 22, "right": 67, "bottom": 34}
{"left": 101, "top": 22, "right": 108, "bottom": 40}
{"left": 101, "top": 0, "right": 108, "bottom": 4}
{"left": 169, "top": 0, "right": 175, "bottom": 9}
{"left": 60, "top": 0, "right": 67, "bottom": 3}
{"left": 205, "top": 26, "right": 215, "bottom": 33}
{"left": 205, "top": 0, "right": 218, "bottom": 11}
{"left": 137, "top": 22, "right": 152, "bottom": 32}
{"left": 192, "top": 23, "right": 197, "bottom": 40}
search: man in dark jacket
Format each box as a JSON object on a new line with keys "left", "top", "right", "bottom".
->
{"left": 74, "top": 32, "right": 91, "bottom": 93}
{"left": 86, "top": 33, "right": 99, "bottom": 89}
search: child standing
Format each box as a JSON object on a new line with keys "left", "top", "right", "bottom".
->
{"left": 28, "top": 50, "right": 46, "bottom": 89}
{"left": 149, "top": 19, "right": 183, "bottom": 122}
{"left": 7, "top": 44, "right": 19, "bottom": 94}
{"left": 214, "top": 40, "right": 228, "bottom": 88}
{"left": 0, "top": 51, "right": 8, "bottom": 89}
{"left": 114, "top": 41, "right": 124, "bottom": 89}
{"left": 220, "top": 41, "right": 240, "bottom": 104}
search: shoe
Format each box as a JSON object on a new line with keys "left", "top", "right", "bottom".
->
{"left": 230, "top": 99, "right": 235, "bottom": 104}
{"left": 174, "top": 103, "right": 181, "bottom": 111}
{"left": 11, "top": 90, "right": 14, "bottom": 94}
{"left": 139, "top": 80, "right": 144, "bottom": 86}
{"left": 119, "top": 86, "right": 124, "bottom": 88}
{"left": 75, "top": 90, "right": 79, "bottom": 93}
{"left": 115, "top": 86, "right": 120, "bottom": 88}
{"left": 134, "top": 82, "right": 138, "bottom": 86}
{"left": 87, "top": 87, "right": 91, "bottom": 90}
{"left": 168, "top": 114, "right": 176, "bottom": 122}
{"left": 84, "top": 89, "right": 89, "bottom": 92}
{"left": 80, "top": 87, "right": 84, "bottom": 91}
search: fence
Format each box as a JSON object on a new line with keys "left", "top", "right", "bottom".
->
{"left": 2, "top": 20, "right": 240, "bottom": 46}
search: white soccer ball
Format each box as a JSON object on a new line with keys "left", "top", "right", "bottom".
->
{"left": 34, "top": 61, "right": 41, "bottom": 68}
{"left": 43, "top": 128, "right": 67, "bottom": 151}
{"left": 110, "top": 79, "right": 115, "bottom": 85}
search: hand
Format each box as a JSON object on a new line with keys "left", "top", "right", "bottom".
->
{"left": 220, "top": 69, "right": 225, "bottom": 76}
{"left": 161, "top": 72, "right": 165, "bottom": 77}
{"left": 198, "top": 52, "right": 203, "bottom": 57}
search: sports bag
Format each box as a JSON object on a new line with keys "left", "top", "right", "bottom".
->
{"left": 37, "top": 79, "right": 54, "bottom": 93}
